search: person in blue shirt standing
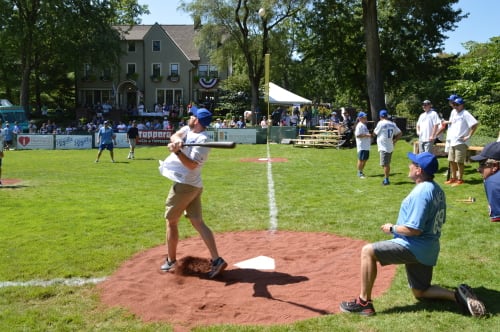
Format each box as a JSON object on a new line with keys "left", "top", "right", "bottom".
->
{"left": 471, "top": 141, "right": 500, "bottom": 222}
{"left": 95, "top": 120, "right": 117, "bottom": 163}
{"left": 340, "top": 152, "right": 486, "bottom": 317}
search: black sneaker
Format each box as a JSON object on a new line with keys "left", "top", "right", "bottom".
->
{"left": 455, "top": 284, "right": 486, "bottom": 317}
{"left": 160, "top": 259, "right": 176, "bottom": 272}
{"left": 208, "top": 257, "right": 227, "bottom": 278}
{"left": 340, "top": 298, "right": 376, "bottom": 316}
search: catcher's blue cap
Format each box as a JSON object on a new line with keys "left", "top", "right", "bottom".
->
{"left": 408, "top": 152, "right": 438, "bottom": 176}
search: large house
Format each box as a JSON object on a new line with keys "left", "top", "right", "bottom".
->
{"left": 77, "top": 23, "right": 227, "bottom": 119}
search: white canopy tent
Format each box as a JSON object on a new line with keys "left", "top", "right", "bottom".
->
{"left": 268, "top": 82, "right": 312, "bottom": 105}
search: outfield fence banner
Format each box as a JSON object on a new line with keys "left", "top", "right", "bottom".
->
{"left": 56, "top": 135, "right": 93, "bottom": 149}
{"left": 136, "top": 130, "right": 173, "bottom": 145}
{"left": 13, "top": 127, "right": 299, "bottom": 150}
{"left": 207, "top": 128, "right": 257, "bottom": 144}
{"left": 16, "top": 135, "right": 54, "bottom": 150}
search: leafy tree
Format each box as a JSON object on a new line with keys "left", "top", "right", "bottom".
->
{"left": 298, "top": 0, "right": 464, "bottom": 119}
{"left": 447, "top": 37, "right": 500, "bottom": 137}
{"left": 180, "top": 0, "right": 309, "bottom": 116}
{"left": 0, "top": 0, "right": 147, "bottom": 113}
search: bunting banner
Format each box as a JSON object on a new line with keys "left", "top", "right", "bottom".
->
{"left": 199, "top": 77, "right": 218, "bottom": 89}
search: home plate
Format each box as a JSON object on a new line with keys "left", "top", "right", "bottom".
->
{"left": 234, "top": 256, "right": 275, "bottom": 270}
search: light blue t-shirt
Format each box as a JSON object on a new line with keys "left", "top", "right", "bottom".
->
{"left": 391, "top": 181, "right": 446, "bottom": 266}
{"left": 98, "top": 126, "right": 115, "bottom": 144}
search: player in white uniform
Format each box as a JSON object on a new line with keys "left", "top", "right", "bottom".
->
{"left": 374, "top": 109, "right": 402, "bottom": 185}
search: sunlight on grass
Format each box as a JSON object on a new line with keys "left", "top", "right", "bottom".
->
{"left": 0, "top": 142, "right": 498, "bottom": 331}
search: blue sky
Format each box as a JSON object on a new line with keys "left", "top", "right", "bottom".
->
{"left": 139, "top": 0, "right": 499, "bottom": 54}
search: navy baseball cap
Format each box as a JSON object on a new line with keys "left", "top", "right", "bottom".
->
{"left": 357, "top": 111, "right": 367, "bottom": 118}
{"left": 447, "top": 94, "right": 459, "bottom": 101}
{"left": 453, "top": 97, "right": 465, "bottom": 105}
{"left": 189, "top": 106, "right": 212, "bottom": 127}
{"left": 379, "top": 109, "right": 389, "bottom": 118}
{"left": 408, "top": 152, "right": 439, "bottom": 176}
{"left": 470, "top": 142, "right": 500, "bottom": 161}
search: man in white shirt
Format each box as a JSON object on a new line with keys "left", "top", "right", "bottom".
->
{"left": 354, "top": 112, "right": 372, "bottom": 178}
{"left": 416, "top": 100, "right": 440, "bottom": 153}
{"left": 374, "top": 110, "right": 402, "bottom": 185}
{"left": 158, "top": 106, "right": 227, "bottom": 279}
{"left": 443, "top": 97, "right": 478, "bottom": 186}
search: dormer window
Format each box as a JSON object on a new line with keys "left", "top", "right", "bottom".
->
{"left": 152, "top": 40, "right": 161, "bottom": 52}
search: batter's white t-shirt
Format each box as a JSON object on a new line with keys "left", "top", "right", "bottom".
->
{"left": 158, "top": 126, "right": 210, "bottom": 188}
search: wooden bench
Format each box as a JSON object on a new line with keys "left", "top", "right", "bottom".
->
{"left": 292, "top": 131, "right": 341, "bottom": 148}
{"left": 412, "top": 141, "right": 483, "bottom": 161}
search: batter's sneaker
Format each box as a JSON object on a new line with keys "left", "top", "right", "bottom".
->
{"left": 160, "top": 259, "right": 176, "bottom": 272}
{"left": 340, "top": 297, "right": 376, "bottom": 316}
{"left": 455, "top": 284, "right": 486, "bottom": 317}
{"left": 208, "top": 257, "right": 227, "bottom": 278}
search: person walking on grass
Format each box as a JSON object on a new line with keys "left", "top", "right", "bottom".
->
{"left": 374, "top": 109, "right": 402, "bottom": 185}
{"left": 471, "top": 141, "right": 500, "bottom": 222}
{"left": 340, "top": 152, "right": 486, "bottom": 317}
{"left": 158, "top": 106, "right": 227, "bottom": 278}
{"left": 354, "top": 112, "right": 371, "bottom": 178}
{"left": 95, "top": 120, "right": 117, "bottom": 163}
{"left": 127, "top": 120, "right": 139, "bottom": 159}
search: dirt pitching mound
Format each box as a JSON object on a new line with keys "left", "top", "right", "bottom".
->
{"left": 98, "top": 231, "right": 396, "bottom": 331}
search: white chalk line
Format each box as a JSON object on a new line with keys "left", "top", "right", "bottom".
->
{"left": 0, "top": 277, "right": 107, "bottom": 288}
{"left": 266, "top": 144, "right": 278, "bottom": 232}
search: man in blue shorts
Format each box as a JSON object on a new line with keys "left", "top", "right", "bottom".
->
{"left": 340, "top": 152, "right": 486, "bottom": 317}
{"left": 95, "top": 120, "right": 117, "bottom": 163}
{"left": 471, "top": 141, "right": 500, "bottom": 222}
{"left": 354, "top": 112, "right": 371, "bottom": 178}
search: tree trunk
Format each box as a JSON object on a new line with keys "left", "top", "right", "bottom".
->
{"left": 20, "top": 57, "right": 31, "bottom": 115}
{"left": 363, "top": 0, "right": 385, "bottom": 120}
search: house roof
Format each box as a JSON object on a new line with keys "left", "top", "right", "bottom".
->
{"left": 115, "top": 24, "right": 200, "bottom": 61}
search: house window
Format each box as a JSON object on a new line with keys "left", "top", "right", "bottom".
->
{"left": 198, "top": 64, "right": 218, "bottom": 78}
{"left": 127, "top": 63, "right": 136, "bottom": 75}
{"left": 128, "top": 41, "right": 135, "bottom": 52}
{"left": 152, "top": 63, "right": 161, "bottom": 77}
{"left": 152, "top": 40, "right": 161, "bottom": 52}
{"left": 84, "top": 63, "right": 92, "bottom": 78}
{"left": 209, "top": 65, "right": 218, "bottom": 78}
{"left": 198, "top": 65, "right": 208, "bottom": 78}
{"left": 83, "top": 89, "right": 113, "bottom": 106}
{"left": 101, "top": 68, "right": 112, "bottom": 81}
{"left": 157, "top": 89, "right": 183, "bottom": 106}
{"left": 170, "top": 63, "right": 179, "bottom": 76}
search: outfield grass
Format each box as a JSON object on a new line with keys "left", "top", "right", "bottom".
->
{"left": 0, "top": 140, "right": 498, "bottom": 331}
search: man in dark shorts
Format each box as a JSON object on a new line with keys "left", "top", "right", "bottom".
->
{"left": 126, "top": 120, "right": 139, "bottom": 159}
{"left": 340, "top": 152, "right": 486, "bottom": 317}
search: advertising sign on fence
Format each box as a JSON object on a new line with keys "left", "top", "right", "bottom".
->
{"left": 137, "top": 130, "right": 173, "bottom": 145}
{"left": 56, "top": 135, "right": 93, "bottom": 149}
{"left": 16, "top": 135, "right": 54, "bottom": 150}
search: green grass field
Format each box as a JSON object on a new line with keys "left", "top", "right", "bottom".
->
{"left": 0, "top": 141, "right": 498, "bottom": 331}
